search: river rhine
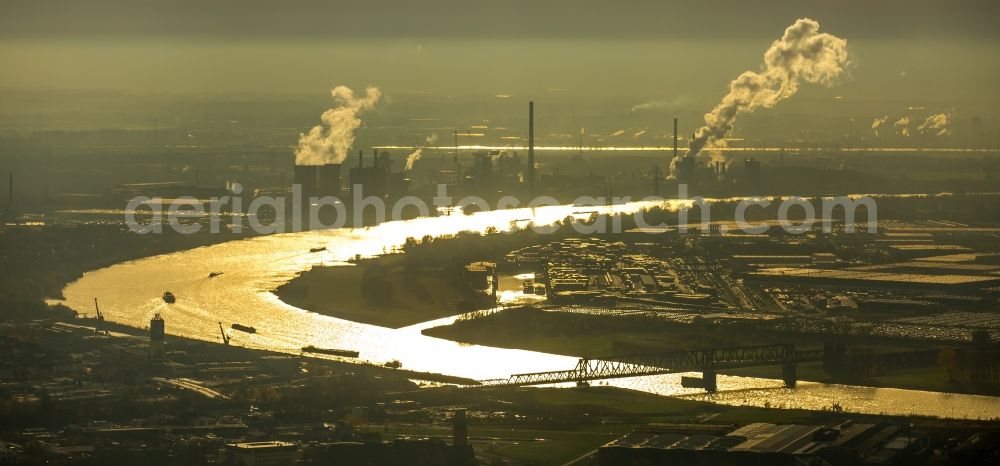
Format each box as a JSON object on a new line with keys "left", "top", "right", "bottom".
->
{"left": 59, "top": 199, "right": 1000, "bottom": 420}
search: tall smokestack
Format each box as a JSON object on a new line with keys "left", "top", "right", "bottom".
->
{"left": 453, "top": 409, "right": 468, "bottom": 447}
{"left": 528, "top": 101, "right": 535, "bottom": 195}
{"left": 673, "top": 118, "right": 678, "bottom": 157}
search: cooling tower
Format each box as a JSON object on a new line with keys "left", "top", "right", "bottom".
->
{"left": 293, "top": 165, "right": 319, "bottom": 199}
{"left": 317, "top": 163, "right": 342, "bottom": 197}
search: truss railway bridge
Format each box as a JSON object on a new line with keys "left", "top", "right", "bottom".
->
{"left": 479, "top": 344, "right": 827, "bottom": 392}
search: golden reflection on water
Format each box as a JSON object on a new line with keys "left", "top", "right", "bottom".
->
{"left": 60, "top": 199, "right": 1000, "bottom": 420}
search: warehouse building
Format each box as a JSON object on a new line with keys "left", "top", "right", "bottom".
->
{"left": 744, "top": 267, "right": 1000, "bottom": 293}
{"left": 598, "top": 421, "right": 929, "bottom": 466}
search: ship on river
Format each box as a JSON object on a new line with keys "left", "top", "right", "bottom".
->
{"left": 301, "top": 345, "right": 359, "bottom": 358}
{"left": 230, "top": 323, "right": 256, "bottom": 334}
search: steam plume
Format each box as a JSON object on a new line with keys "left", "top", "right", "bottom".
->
{"left": 894, "top": 116, "right": 911, "bottom": 137}
{"left": 871, "top": 116, "right": 888, "bottom": 136}
{"left": 404, "top": 149, "right": 423, "bottom": 171}
{"left": 918, "top": 113, "right": 951, "bottom": 136}
{"left": 675, "top": 18, "right": 848, "bottom": 173}
{"left": 295, "top": 85, "right": 381, "bottom": 166}
{"left": 631, "top": 95, "right": 694, "bottom": 112}
{"left": 405, "top": 133, "right": 438, "bottom": 171}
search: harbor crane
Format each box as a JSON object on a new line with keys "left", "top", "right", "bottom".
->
{"left": 218, "top": 322, "right": 231, "bottom": 346}
{"left": 93, "top": 298, "right": 109, "bottom": 335}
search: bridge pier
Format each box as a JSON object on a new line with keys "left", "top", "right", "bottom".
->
{"left": 703, "top": 370, "right": 717, "bottom": 393}
{"left": 782, "top": 362, "right": 797, "bottom": 388}
{"left": 823, "top": 341, "right": 846, "bottom": 373}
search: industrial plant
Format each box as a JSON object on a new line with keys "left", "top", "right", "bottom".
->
{"left": 3, "top": 1, "right": 1000, "bottom": 466}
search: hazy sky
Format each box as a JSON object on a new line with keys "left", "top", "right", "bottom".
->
{"left": 3, "top": 1, "right": 998, "bottom": 41}
{"left": 1, "top": 1, "right": 998, "bottom": 114}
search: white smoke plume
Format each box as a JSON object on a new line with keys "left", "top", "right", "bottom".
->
{"left": 678, "top": 18, "right": 849, "bottom": 170}
{"left": 295, "top": 85, "right": 381, "bottom": 166}
{"left": 894, "top": 116, "right": 911, "bottom": 137}
{"left": 404, "top": 149, "right": 423, "bottom": 171}
{"left": 631, "top": 95, "right": 695, "bottom": 112}
{"left": 871, "top": 116, "right": 889, "bottom": 136}
{"left": 918, "top": 113, "right": 951, "bottom": 136}
{"left": 668, "top": 155, "right": 681, "bottom": 180}
{"left": 405, "top": 132, "right": 438, "bottom": 171}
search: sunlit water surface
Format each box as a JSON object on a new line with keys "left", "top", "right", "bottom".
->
{"left": 60, "top": 199, "right": 1000, "bottom": 420}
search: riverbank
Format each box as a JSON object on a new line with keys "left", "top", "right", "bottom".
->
{"left": 60, "top": 196, "right": 1000, "bottom": 420}
{"left": 24, "top": 297, "right": 1000, "bottom": 465}
{"left": 66, "top": 313, "right": 480, "bottom": 386}
{"left": 422, "top": 306, "right": 808, "bottom": 357}
{"left": 423, "top": 306, "right": 1000, "bottom": 397}
{"left": 1, "top": 224, "right": 252, "bottom": 321}
{"left": 274, "top": 254, "right": 482, "bottom": 328}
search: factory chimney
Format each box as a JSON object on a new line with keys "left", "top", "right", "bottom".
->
{"left": 528, "top": 101, "right": 535, "bottom": 196}
{"left": 652, "top": 165, "right": 660, "bottom": 196}
{"left": 150, "top": 313, "right": 165, "bottom": 342}
{"left": 452, "top": 409, "right": 468, "bottom": 446}
{"left": 673, "top": 118, "right": 678, "bottom": 157}
{"left": 149, "top": 313, "right": 165, "bottom": 365}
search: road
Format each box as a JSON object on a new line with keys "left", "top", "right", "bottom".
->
{"left": 151, "top": 377, "right": 230, "bottom": 400}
